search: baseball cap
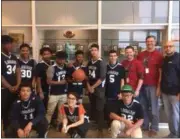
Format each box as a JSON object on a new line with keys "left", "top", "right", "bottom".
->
{"left": 121, "top": 84, "right": 134, "bottom": 94}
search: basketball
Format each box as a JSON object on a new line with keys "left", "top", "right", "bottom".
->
{"left": 72, "top": 68, "right": 86, "bottom": 82}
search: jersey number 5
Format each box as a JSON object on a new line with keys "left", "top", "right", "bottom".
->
{"left": 7, "top": 65, "right": 16, "bottom": 75}
{"left": 109, "top": 75, "right": 115, "bottom": 83}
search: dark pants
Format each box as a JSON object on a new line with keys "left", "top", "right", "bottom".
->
{"left": 61, "top": 119, "right": 89, "bottom": 138}
{"left": 41, "top": 91, "right": 49, "bottom": 111}
{"left": 104, "top": 98, "right": 117, "bottom": 126}
{"left": 89, "top": 87, "right": 105, "bottom": 131}
{"left": 1, "top": 89, "right": 17, "bottom": 130}
{"left": 5, "top": 117, "right": 48, "bottom": 138}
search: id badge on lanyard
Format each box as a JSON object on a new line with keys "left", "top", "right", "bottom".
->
{"left": 143, "top": 52, "right": 151, "bottom": 74}
{"left": 125, "top": 61, "right": 133, "bottom": 83}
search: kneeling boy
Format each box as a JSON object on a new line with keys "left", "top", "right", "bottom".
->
{"left": 6, "top": 84, "right": 48, "bottom": 138}
{"left": 109, "top": 84, "right": 144, "bottom": 138}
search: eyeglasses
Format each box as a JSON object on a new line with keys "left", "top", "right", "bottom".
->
{"left": 68, "top": 97, "right": 76, "bottom": 100}
{"left": 165, "top": 45, "right": 174, "bottom": 48}
{"left": 122, "top": 94, "right": 133, "bottom": 98}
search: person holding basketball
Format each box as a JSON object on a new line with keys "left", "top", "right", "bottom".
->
{"left": 86, "top": 44, "right": 106, "bottom": 137}
{"left": 66, "top": 50, "right": 87, "bottom": 103}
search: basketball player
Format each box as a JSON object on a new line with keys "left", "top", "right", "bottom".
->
{"left": 60, "top": 92, "right": 89, "bottom": 138}
{"left": 5, "top": 84, "right": 48, "bottom": 138}
{"left": 35, "top": 47, "right": 52, "bottom": 109}
{"left": 46, "top": 51, "right": 67, "bottom": 126}
{"left": 110, "top": 84, "right": 144, "bottom": 138}
{"left": 18, "top": 43, "right": 37, "bottom": 89}
{"left": 1, "top": 35, "right": 21, "bottom": 130}
{"left": 67, "top": 50, "right": 87, "bottom": 103}
{"left": 86, "top": 44, "right": 106, "bottom": 137}
{"left": 105, "top": 50, "right": 125, "bottom": 123}
{"left": 105, "top": 50, "right": 125, "bottom": 100}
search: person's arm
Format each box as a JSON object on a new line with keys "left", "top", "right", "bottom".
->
{"left": 46, "top": 66, "right": 66, "bottom": 85}
{"left": 13, "top": 67, "right": 21, "bottom": 91}
{"left": 32, "top": 60, "right": 37, "bottom": 89}
{"left": 67, "top": 104, "right": 86, "bottom": 129}
{"left": 1, "top": 75, "right": 12, "bottom": 89}
{"left": 128, "top": 119, "right": 144, "bottom": 131}
{"left": 31, "top": 97, "right": 46, "bottom": 125}
{"left": 68, "top": 114, "right": 84, "bottom": 129}
{"left": 91, "top": 61, "right": 106, "bottom": 89}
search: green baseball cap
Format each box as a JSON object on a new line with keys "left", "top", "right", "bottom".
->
{"left": 121, "top": 84, "right": 134, "bottom": 94}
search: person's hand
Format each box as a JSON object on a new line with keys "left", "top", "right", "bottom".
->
{"left": 17, "top": 129, "right": 25, "bottom": 138}
{"left": 89, "top": 86, "right": 95, "bottom": 94}
{"left": 61, "top": 125, "right": 67, "bottom": 133}
{"left": 65, "top": 125, "right": 71, "bottom": 133}
{"left": 12, "top": 85, "right": 19, "bottom": 92}
{"left": 125, "top": 128, "right": 133, "bottom": 137}
{"left": 39, "top": 92, "right": 44, "bottom": 100}
{"left": 134, "top": 90, "right": 140, "bottom": 97}
{"left": 176, "top": 93, "right": 180, "bottom": 101}
{"left": 8, "top": 86, "right": 14, "bottom": 93}
{"left": 124, "top": 120, "right": 134, "bottom": 128}
{"left": 24, "top": 122, "right": 32, "bottom": 137}
{"left": 156, "top": 87, "right": 161, "bottom": 97}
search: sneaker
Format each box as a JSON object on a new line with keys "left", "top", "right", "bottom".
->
{"left": 71, "top": 132, "right": 81, "bottom": 138}
{"left": 148, "top": 130, "right": 157, "bottom": 137}
{"left": 164, "top": 133, "right": 178, "bottom": 138}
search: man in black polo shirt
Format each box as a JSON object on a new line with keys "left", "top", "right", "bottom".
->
{"left": 161, "top": 41, "right": 180, "bottom": 138}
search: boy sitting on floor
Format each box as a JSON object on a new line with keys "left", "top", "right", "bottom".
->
{"left": 5, "top": 84, "right": 48, "bottom": 138}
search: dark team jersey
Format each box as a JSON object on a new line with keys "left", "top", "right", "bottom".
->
{"left": 1, "top": 52, "right": 19, "bottom": 87}
{"left": 35, "top": 60, "right": 52, "bottom": 93}
{"left": 105, "top": 63, "right": 125, "bottom": 99}
{"left": 49, "top": 64, "right": 67, "bottom": 95}
{"left": 67, "top": 63, "right": 87, "bottom": 96}
{"left": 18, "top": 58, "right": 36, "bottom": 86}
{"left": 110, "top": 99, "right": 144, "bottom": 123}
{"left": 61, "top": 102, "right": 88, "bottom": 124}
{"left": 87, "top": 58, "right": 106, "bottom": 88}
{"left": 10, "top": 94, "right": 45, "bottom": 130}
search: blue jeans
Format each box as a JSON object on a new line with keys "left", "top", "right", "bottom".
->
{"left": 162, "top": 93, "right": 180, "bottom": 137}
{"left": 140, "top": 85, "right": 159, "bottom": 131}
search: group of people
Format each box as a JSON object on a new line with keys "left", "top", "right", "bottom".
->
{"left": 1, "top": 34, "right": 180, "bottom": 138}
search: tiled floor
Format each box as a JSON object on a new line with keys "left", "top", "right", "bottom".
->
{"left": 47, "top": 126, "right": 170, "bottom": 138}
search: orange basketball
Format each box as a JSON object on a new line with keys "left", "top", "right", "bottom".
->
{"left": 72, "top": 69, "right": 86, "bottom": 82}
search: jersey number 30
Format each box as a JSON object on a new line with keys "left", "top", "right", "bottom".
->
{"left": 21, "top": 70, "right": 32, "bottom": 78}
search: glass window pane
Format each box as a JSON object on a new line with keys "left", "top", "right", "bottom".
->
{"left": 36, "top": 1, "right": 97, "bottom": 24}
{"left": 119, "top": 31, "right": 131, "bottom": 41}
{"left": 102, "top": 1, "right": 133, "bottom": 24}
{"left": 172, "top": 1, "right": 179, "bottom": 23}
{"left": 134, "top": 1, "right": 152, "bottom": 23}
{"left": 172, "top": 29, "right": 179, "bottom": 41}
{"left": 154, "top": 1, "right": 168, "bottom": 23}
{"left": 149, "top": 31, "right": 158, "bottom": 39}
{"left": 2, "top": 1, "right": 31, "bottom": 25}
{"left": 133, "top": 31, "right": 147, "bottom": 41}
